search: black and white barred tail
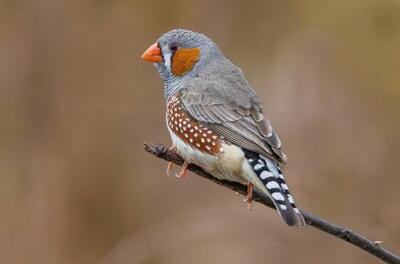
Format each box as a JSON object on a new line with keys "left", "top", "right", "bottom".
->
{"left": 243, "top": 149, "right": 305, "bottom": 227}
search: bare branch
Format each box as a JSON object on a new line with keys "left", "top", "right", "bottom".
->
{"left": 144, "top": 143, "right": 400, "bottom": 264}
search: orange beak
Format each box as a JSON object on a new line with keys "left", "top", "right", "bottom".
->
{"left": 141, "top": 42, "right": 162, "bottom": 63}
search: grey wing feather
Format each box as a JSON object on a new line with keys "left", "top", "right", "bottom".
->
{"left": 191, "top": 104, "right": 242, "bottom": 123}
{"left": 208, "top": 123, "right": 269, "bottom": 155}
{"left": 180, "top": 73, "right": 287, "bottom": 164}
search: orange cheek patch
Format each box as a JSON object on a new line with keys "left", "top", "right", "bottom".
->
{"left": 171, "top": 48, "right": 200, "bottom": 76}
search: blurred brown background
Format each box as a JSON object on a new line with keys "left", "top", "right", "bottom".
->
{"left": 1, "top": 0, "right": 399, "bottom": 263}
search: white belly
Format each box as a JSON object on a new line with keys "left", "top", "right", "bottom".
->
{"left": 169, "top": 128, "right": 218, "bottom": 170}
{"left": 168, "top": 127, "right": 250, "bottom": 184}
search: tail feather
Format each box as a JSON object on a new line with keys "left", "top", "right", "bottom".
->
{"left": 243, "top": 149, "right": 305, "bottom": 227}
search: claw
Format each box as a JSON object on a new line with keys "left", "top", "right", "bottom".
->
{"left": 166, "top": 162, "right": 174, "bottom": 177}
{"left": 244, "top": 182, "right": 253, "bottom": 211}
{"left": 175, "top": 160, "right": 189, "bottom": 178}
{"left": 168, "top": 146, "right": 177, "bottom": 152}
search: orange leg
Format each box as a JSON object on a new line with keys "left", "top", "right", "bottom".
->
{"left": 166, "top": 146, "right": 177, "bottom": 177}
{"left": 244, "top": 182, "right": 253, "bottom": 211}
{"left": 175, "top": 160, "right": 189, "bottom": 178}
{"left": 166, "top": 162, "right": 174, "bottom": 177}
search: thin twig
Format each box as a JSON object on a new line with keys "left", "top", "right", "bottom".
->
{"left": 144, "top": 143, "right": 400, "bottom": 264}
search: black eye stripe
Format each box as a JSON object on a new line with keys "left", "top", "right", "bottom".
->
{"left": 156, "top": 42, "right": 165, "bottom": 63}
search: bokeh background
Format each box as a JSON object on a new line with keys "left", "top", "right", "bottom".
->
{"left": 1, "top": 0, "right": 400, "bottom": 263}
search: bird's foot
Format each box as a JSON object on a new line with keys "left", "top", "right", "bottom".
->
{"left": 166, "top": 162, "right": 174, "bottom": 177}
{"left": 166, "top": 146, "right": 177, "bottom": 177}
{"left": 244, "top": 182, "right": 253, "bottom": 211}
{"left": 175, "top": 160, "right": 189, "bottom": 178}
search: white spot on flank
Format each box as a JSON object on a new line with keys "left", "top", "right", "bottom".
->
{"left": 211, "top": 142, "right": 216, "bottom": 146}
{"left": 207, "top": 130, "right": 212, "bottom": 134}
{"left": 271, "top": 192, "right": 285, "bottom": 201}
{"left": 279, "top": 204, "right": 287, "bottom": 210}
{"left": 201, "top": 138, "right": 205, "bottom": 143}
{"left": 212, "top": 135, "right": 217, "bottom": 139}
{"left": 266, "top": 181, "right": 280, "bottom": 190}
{"left": 206, "top": 138, "right": 211, "bottom": 143}
{"left": 179, "top": 118, "right": 182, "bottom": 122}
{"left": 203, "top": 133, "right": 207, "bottom": 137}
{"left": 219, "top": 147, "right": 224, "bottom": 152}
{"left": 294, "top": 208, "right": 300, "bottom": 213}
{"left": 205, "top": 145, "right": 211, "bottom": 151}
{"left": 248, "top": 159, "right": 253, "bottom": 163}
{"left": 183, "top": 121, "right": 187, "bottom": 125}
{"left": 194, "top": 133, "right": 198, "bottom": 137}
{"left": 190, "top": 129, "right": 194, "bottom": 133}
{"left": 188, "top": 124, "right": 191, "bottom": 128}
{"left": 189, "top": 138, "right": 193, "bottom": 143}
{"left": 196, "top": 143, "right": 201, "bottom": 147}
{"left": 281, "top": 184, "right": 288, "bottom": 190}
{"left": 194, "top": 126, "right": 198, "bottom": 130}
{"left": 184, "top": 134, "right": 188, "bottom": 138}
{"left": 279, "top": 174, "right": 284, "bottom": 179}
{"left": 260, "top": 171, "right": 273, "bottom": 179}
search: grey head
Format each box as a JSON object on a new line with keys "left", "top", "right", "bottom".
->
{"left": 153, "top": 29, "right": 224, "bottom": 98}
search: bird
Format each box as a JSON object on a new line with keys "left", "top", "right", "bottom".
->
{"left": 141, "top": 29, "right": 305, "bottom": 226}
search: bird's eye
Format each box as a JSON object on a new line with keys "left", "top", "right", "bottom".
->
{"left": 169, "top": 43, "right": 179, "bottom": 52}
